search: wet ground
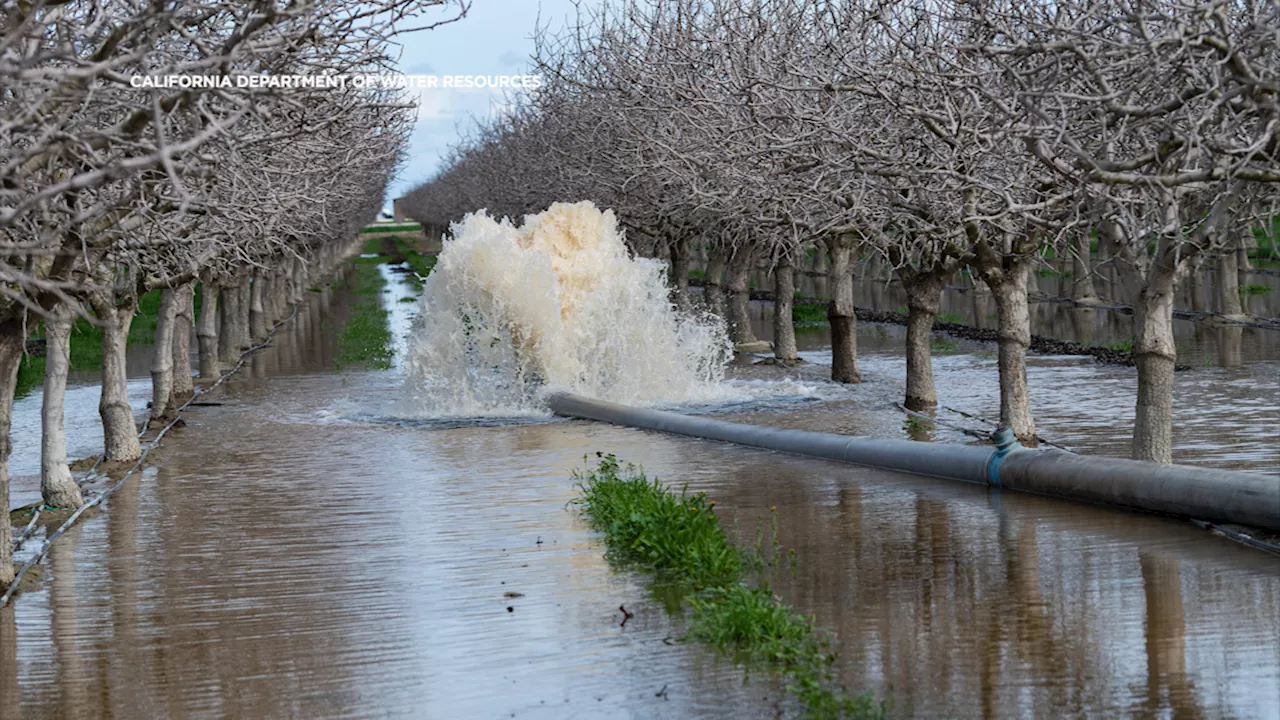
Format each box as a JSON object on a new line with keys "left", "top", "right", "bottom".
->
{"left": 3, "top": 263, "right": 1279, "bottom": 718}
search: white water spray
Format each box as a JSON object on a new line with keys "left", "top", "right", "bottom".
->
{"left": 405, "top": 201, "right": 734, "bottom": 415}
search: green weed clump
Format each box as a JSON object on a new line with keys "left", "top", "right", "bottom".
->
{"left": 936, "top": 311, "right": 964, "bottom": 324}
{"left": 335, "top": 261, "right": 394, "bottom": 370}
{"left": 393, "top": 238, "right": 437, "bottom": 290}
{"left": 1241, "top": 283, "right": 1273, "bottom": 296}
{"left": 792, "top": 302, "right": 829, "bottom": 328}
{"left": 573, "top": 455, "right": 884, "bottom": 719}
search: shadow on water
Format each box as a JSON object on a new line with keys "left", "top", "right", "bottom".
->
{"left": 4, "top": 260, "right": 1279, "bottom": 718}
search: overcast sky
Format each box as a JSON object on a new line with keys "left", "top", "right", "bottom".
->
{"left": 385, "top": 1, "right": 595, "bottom": 211}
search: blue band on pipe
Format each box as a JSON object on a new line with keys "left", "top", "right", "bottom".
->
{"left": 986, "top": 427, "right": 1021, "bottom": 487}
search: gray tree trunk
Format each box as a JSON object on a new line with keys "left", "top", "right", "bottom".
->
{"left": 1131, "top": 263, "right": 1179, "bottom": 463}
{"left": 41, "top": 304, "right": 84, "bottom": 508}
{"left": 93, "top": 296, "right": 141, "bottom": 462}
{"left": 217, "top": 282, "right": 239, "bottom": 363}
{"left": 0, "top": 320, "right": 23, "bottom": 589}
{"left": 170, "top": 283, "right": 194, "bottom": 404}
{"left": 1071, "top": 234, "right": 1099, "bottom": 303}
{"left": 236, "top": 275, "right": 252, "bottom": 350}
{"left": 827, "top": 237, "right": 861, "bottom": 383}
{"left": 704, "top": 248, "right": 727, "bottom": 318}
{"left": 726, "top": 246, "right": 757, "bottom": 344}
{"left": 812, "top": 240, "right": 829, "bottom": 275}
{"left": 250, "top": 273, "right": 267, "bottom": 341}
{"left": 977, "top": 248, "right": 1036, "bottom": 443}
{"left": 669, "top": 237, "right": 691, "bottom": 312}
{"left": 197, "top": 283, "right": 220, "bottom": 378}
{"left": 901, "top": 270, "right": 947, "bottom": 411}
{"left": 773, "top": 261, "right": 798, "bottom": 363}
{"left": 149, "top": 289, "right": 180, "bottom": 426}
{"left": 1217, "top": 247, "right": 1244, "bottom": 317}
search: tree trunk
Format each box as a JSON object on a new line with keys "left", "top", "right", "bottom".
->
{"left": 978, "top": 253, "right": 1036, "bottom": 443}
{"left": 170, "top": 283, "right": 194, "bottom": 404}
{"left": 773, "top": 261, "right": 798, "bottom": 363}
{"left": 149, "top": 289, "right": 180, "bottom": 427}
{"left": 217, "top": 282, "right": 237, "bottom": 363}
{"left": 704, "top": 248, "right": 727, "bottom": 319}
{"left": 1132, "top": 264, "right": 1178, "bottom": 464}
{"left": 1070, "top": 234, "right": 1099, "bottom": 303}
{"left": 40, "top": 305, "right": 84, "bottom": 509}
{"left": 198, "top": 283, "right": 220, "bottom": 378}
{"left": 901, "top": 271, "right": 947, "bottom": 411}
{"left": 250, "top": 273, "right": 267, "bottom": 341}
{"left": 812, "top": 240, "right": 829, "bottom": 275}
{"left": 236, "top": 276, "right": 252, "bottom": 350}
{"left": 94, "top": 296, "right": 141, "bottom": 462}
{"left": 1218, "top": 246, "right": 1244, "bottom": 317}
{"left": 670, "top": 237, "right": 691, "bottom": 312}
{"left": 828, "top": 237, "right": 860, "bottom": 383}
{"left": 726, "top": 246, "right": 757, "bottom": 344}
{"left": 0, "top": 320, "right": 21, "bottom": 589}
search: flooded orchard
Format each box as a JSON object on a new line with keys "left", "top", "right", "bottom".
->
{"left": 3, "top": 205, "right": 1279, "bottom": 720}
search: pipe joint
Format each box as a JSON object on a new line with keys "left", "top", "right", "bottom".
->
{"left": 986, "top": 426, "right": 1021, "bottom": 487}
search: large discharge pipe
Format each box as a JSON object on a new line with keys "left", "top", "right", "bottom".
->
{"left": 547, "top": 392, "right": 1280, "bottom": 531}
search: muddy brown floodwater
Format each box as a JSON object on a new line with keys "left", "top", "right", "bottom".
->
{"left": 3, "top": 267, "right": 1279, "bottom": 719}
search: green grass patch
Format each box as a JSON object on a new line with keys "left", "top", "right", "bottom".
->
{"left": 792, "top": 302, "right": 829, "bottom": 328}
{"left": 16, "top": 288, "right": 166, "bottom": 398}
{"left": 573, "top": 455, "right": 884, "bottom": 719}
{"left": 1241, "top": 283, "right": 1273, "bottom": 296}
{"left": 1102, "top": 336, "right": 1134, "bottom": 352}
{"left": 393, "top": 238, "right": 437, "bottom": 290}
{"left": 936, "top": 311, "right": 963, "bottom": 324}
{"left": 1036, "top": 267, "right": 1062, "bottom": 278}
{"left": 359, "top": 223, "right": 423, "bottom": 234}
{"left": 335, "top": 261, "right": 394, "bottom": 370}
{"left": 688, "top": 268, "right": 706, "bottom": 280}
{"left": 15, "top": 356, "right": 45, "bottom": 398}
{"left": 931, "top": 337, "right": 958, "bottom": 353}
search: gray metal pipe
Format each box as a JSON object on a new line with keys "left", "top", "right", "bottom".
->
{"left": 546, "top": 392, "right": 1280, "bottom": 531}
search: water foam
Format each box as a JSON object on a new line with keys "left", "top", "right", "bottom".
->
{"left": 404, "top": 201, "right": 734, "bottom": 415}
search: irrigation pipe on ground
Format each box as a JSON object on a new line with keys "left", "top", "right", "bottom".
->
{"left": 547, "top": 391, "right": 1280, "bottom": 533}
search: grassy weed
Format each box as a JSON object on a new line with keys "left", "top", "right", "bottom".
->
{"left": 573, "top": 455, "right": 885, "bottom": 719}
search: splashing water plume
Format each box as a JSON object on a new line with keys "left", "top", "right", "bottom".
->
{"left": 406, "top": 201, "right": 733, "bottom": 415}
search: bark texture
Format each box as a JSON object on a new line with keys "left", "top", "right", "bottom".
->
{"left": 41, "top": 305, "right": 84, "bottom": 508}
{"left": 92, "top": 295, "right": 141, "bottom": 462}
{"left": 726, "top": 246, "right": 756, "bottom": 344}
{"left": 1070, "top": 234, "right": 1099, "bottom": 302}
{"left": 170, "top": 283, "right": 194, "bottom": 403}
{"left": 1131, "top": 264, "right": 1178, "bottom": 463}
{"left": 975, "top": 238, "right": 1036, "bottom": 442}
{"left": 900, "top": 268, "right": 950, "bottom": 410}
{"left": 250, "top": 273, "right": 267, "bottom": 341}
{"left": 149, "top": 289, "right": 180, "bottom": 426}
{"left": 1217, "top": 246, "right": 1244, "bottom": 317}
{"left": 217, "top": 283, "right": 239, "bottom": 363}
{"left": 827, "top": 237, "right": 860, "bottom": 383}
{"left": 197, "top": 283, "right": 220, "bottom": 378}
{"left": 236, "top": 276, "right": 252, "bottom": 350}
{"left": 773, "top": 261, "right": 798, "bottom": 363}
